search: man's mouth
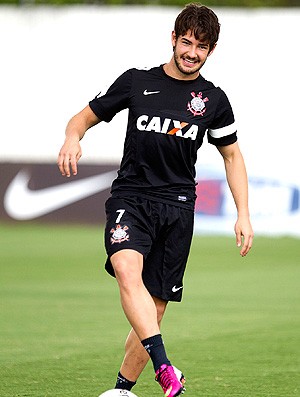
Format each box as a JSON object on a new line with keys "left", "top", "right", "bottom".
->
{"left": 182, "top": 57, "right": 198, "bottom": 66}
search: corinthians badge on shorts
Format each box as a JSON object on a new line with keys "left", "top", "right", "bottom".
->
{"left": 110, "top": 224, "right": 130, "bottom": 244}
{"left": 187, "top": 91, "right": 209, "bottom": 116}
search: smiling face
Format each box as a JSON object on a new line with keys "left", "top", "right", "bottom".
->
{"left": 166, "top": 30, "right": 215, "bottom": 80}
{"left": 166, "top": 4, "right": 220, "bottom": 80}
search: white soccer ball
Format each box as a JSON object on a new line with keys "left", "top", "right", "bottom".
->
{"left": 98, "top": 389, "right": 138, "bottom": 397}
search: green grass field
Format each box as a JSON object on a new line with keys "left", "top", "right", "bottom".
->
{"left": 1, "top": 223, "right": 299, "bottom": 397}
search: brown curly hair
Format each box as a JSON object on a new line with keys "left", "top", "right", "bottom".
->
{"left": 174, "top": 3, "right": 220, "bottom": 51}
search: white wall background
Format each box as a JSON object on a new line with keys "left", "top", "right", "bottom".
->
{"left": 0, "top": 6, "right": 299, "bottom": 179}
{"left": 1, "top": 6, "right": 300, "bottom": 235}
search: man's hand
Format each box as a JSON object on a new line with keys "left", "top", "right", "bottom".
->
{"left": 235, "top": 216, "right": 254, "bottom": 257}
{"left": 57, "top": 138, "right": 82, "bottom": 177}
{"left": 57, "top": 105, "right": 101, "bottom": 177}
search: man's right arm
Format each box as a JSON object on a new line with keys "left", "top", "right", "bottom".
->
{"left": 57, "top": 105, "right": 101, "bottom": 177}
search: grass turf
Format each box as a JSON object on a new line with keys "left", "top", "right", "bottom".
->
{"left": 0, "top": 223, "right": 299, "bottom": 396}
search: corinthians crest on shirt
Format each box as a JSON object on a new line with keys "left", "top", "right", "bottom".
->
{"left": 187, "top": 91, "right": 209, "bottom": 116}
{"left": 110, "top": 224, "right": 130, "bottom": 244}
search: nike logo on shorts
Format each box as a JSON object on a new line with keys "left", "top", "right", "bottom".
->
{"left": 172, "top": 285, "right": 183, "bottom": 293}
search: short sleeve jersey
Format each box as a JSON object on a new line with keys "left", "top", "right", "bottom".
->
{"left": 89, "top": 65, "right": 237, "bottom": 210}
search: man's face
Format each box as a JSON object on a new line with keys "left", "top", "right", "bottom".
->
{"left": 172, "top": 30, "right": 215, "bottom": 78}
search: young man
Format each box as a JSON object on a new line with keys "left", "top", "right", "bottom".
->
{"left": 57, "top": 3, "right": 253, "bottom": 396}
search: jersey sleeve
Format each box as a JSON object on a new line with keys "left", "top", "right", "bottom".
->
{"left": 207, "top": 89, "right": 237, "bottom": 146}
{"left": 89, "top": 69, "right": 132, "bottom": 122}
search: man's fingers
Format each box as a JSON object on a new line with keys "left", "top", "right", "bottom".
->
{"left": 57, "top": 154, "right": 67, "bottom": 176}
{"left": 240, "top": 234, "right": 253, "bottom": 257}
{"left": 236, "top": 231, "right": 242, "bottom": 248}
{"left": 69, "top": 155, "right": 78, "bottom": 176}
{"left": 57, "top": 149, "right": 81, "bottom": 177}
{"left": 62, "top": 156, "right": 71, "bottom": 177}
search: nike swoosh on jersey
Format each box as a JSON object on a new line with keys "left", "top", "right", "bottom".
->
{"left": 143, "top": 89, "right": 160, "bottom": 95}
{"left": 4, "top": 169, "right": 117, "bottom": 220}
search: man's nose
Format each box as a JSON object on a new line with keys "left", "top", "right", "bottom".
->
{"left": 187, "top": 45, "right": 197, "bottom": 58}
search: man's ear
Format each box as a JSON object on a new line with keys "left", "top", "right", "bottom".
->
{"left": 208, "top": 43, "right": 217, "bottom": 56}
{"left": 171, "top": 31, "right": 177, "bottom": 47}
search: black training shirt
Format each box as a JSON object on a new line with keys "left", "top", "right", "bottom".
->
{"left": 89, "top": 65, "right": 237, "bottom": 209}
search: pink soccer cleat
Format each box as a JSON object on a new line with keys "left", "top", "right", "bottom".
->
{"left": 155, "top": 364, "right": 186, "bottom": 397}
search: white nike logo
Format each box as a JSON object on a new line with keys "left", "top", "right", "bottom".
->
{"left": 4, "top": 169, "right": 117, "bottom": 220}
{"left": 143, "top": 89, "right": 160, "bottom": 96}
{"left": 172, "top": 285, "right": 183, "bottom": 293}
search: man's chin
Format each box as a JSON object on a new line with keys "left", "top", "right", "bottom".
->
{"left": 175, "top": 59, "right": 200, "bottom": 74}
{"left": 179, "top": 65, "right": 201, "bottom": 76}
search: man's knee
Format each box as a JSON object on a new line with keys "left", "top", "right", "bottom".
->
{"left": 111, "top": 249, "right": 143, "bottom": 287}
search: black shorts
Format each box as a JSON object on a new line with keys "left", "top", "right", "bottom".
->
{"left": 104, "top": 196, "right": 194, "bottom": 302}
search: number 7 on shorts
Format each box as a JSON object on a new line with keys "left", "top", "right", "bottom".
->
{"left": 115, "top": 209, "right": 125, "bottom": 223}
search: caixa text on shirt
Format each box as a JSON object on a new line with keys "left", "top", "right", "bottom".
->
{"left": 137, "top": 115, "right": 199, "bottom": 141}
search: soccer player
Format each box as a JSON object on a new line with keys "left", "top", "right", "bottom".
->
{"left": 57, "top": 3, "right": 254, "bottom": 396}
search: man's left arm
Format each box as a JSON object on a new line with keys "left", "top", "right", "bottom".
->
{"left": 217, "top": 142, "right": 254, "bottom": 256}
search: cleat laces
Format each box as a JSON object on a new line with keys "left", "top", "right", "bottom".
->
{"left": 155, "top": 364, "right": 183, "bottom": 397}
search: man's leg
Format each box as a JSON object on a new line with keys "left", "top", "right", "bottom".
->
{"left": 111, "top": 250, "right": 184, "bottom": 396}
{"left": 111, "top": 249, "right": 160, "bottom": 340}
{"left": 117, "top": 296, "right": 168, "bottom": 384}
